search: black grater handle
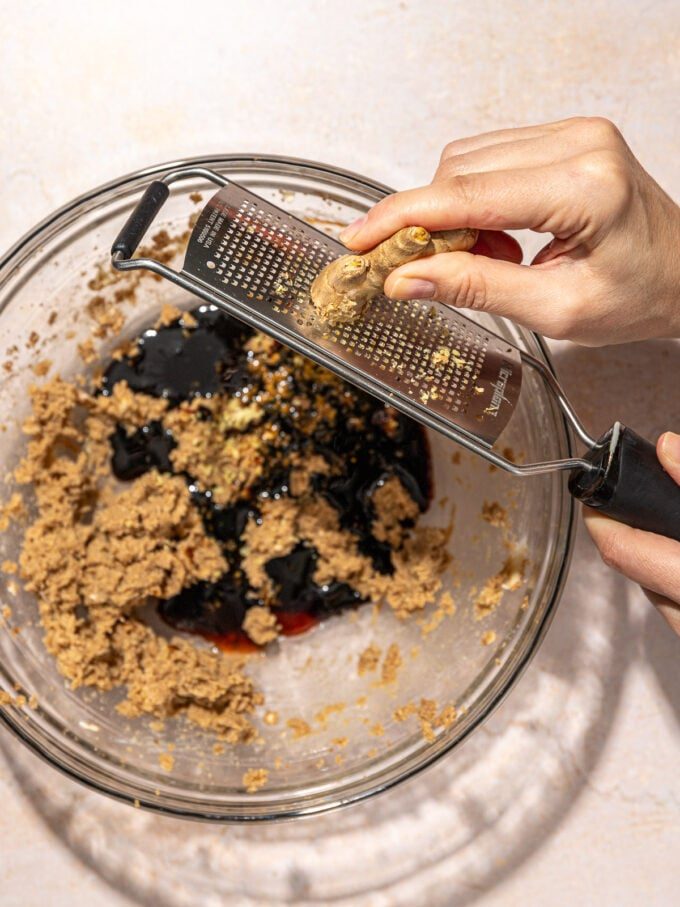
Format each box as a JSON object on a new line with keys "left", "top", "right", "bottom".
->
{"left": 568, "top": 424, "right": 680, "bottom": 541}
{"left": 111, "top": 181, "right": 170, "bottom": 259}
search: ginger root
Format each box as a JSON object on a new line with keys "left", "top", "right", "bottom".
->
{"left": 310, "top": 225, "right": 478, "bottom": 325}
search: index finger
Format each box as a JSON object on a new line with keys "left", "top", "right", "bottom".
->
{"left": 339, "top": 165, "right": 580, "bottom": 251}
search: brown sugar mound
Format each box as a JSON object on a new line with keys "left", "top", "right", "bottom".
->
{"left": 14, "top": 378, "right": 260, "bottom": 739}
{"left": 9, "top": 306, "right": 457, "bottom": 743}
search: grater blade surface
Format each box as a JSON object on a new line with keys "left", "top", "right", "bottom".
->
{"left": 182, "top": 182, "right": 522, "bottom": 446}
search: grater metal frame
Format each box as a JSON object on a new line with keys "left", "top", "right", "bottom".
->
{"left": 112, "top": 166, "right": 596, "bottom": 477}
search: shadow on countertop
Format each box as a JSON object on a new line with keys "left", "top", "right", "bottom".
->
{"left": 642, "top": 605, "right": 680, "bottom": 731}
{"left": 1, "top": 337, "right": 677, "bottom": 907}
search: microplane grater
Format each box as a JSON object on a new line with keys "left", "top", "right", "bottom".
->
{"left": 110, "top": 165, "right": 680, "bottom": 541}
{"left": 185, "top": 181, "right": 522, "bottom": 447}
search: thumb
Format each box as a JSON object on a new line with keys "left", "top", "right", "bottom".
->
{"left": 383, "top": 251, "right": 573, "bottom": 339}
{"left": 657, "top": 431, "right": 680, "bottom": 484}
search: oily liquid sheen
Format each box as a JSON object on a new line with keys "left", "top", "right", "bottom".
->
{"left": 100, "top": 305, "right": 431, "bottom": 651}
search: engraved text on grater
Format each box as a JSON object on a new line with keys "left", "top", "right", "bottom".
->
{"left": 487, "top": 365, "right": 514, "bottom": 418}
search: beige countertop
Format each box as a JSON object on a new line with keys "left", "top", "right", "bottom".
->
{"left": 1, "top": 2, "right": 679, "bottom": 904}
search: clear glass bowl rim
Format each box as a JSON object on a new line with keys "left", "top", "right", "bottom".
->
{"left": 0, "top": 153, "right": 576, "bottom": 822}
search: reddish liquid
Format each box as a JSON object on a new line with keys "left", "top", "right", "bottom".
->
{"left": 207, "top": 611, "right": 319, "bottom": 653}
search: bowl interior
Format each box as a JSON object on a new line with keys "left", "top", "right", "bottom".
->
{"left": 0, "top": 158, "right": 573, "bottom": 818}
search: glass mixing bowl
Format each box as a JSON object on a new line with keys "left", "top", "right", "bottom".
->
{"left": 0, "top": 155, "right": 574, "bottom": 820}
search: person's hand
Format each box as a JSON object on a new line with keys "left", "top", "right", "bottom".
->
{"left": 584, "top": 431, "right": 680, "bottom": 637}
{"left": 339, "top": 117, "right": 680, "bottom": 346}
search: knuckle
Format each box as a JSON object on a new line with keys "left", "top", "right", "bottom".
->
{"left": 570, "top": 116, "right": 624, "bottom": 148}
{"left": 576, "top": 149, "right": 634, "bottom": 211}
{"left": 443, "top": 174, "right": 479, "bottom": 218}
{"left": 439, "top": 140, "right": 459, "bottom": 164}
{"left": 547, "top": 317, "right": 578, "bottom": 342}
{"left": 375, "top": 193, "right": 399, "bottom": 219}
{"left": 437, "top": 157, "right": 462, "bottom": 178}
{"left": 444, "top": 263, "right": 488, "bottom": 311}
{"left": 546, "top": 319, "right": 574, "bottom": 342}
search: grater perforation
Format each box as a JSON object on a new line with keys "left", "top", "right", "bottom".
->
{"left": 176, "top": 177, "right": 521, "bottom": 445}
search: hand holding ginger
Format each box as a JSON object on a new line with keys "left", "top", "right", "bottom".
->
{"left": 338, "top": 117, "right": 680, "bottom": 346}
{"left": 334, "top": 117, "right": 680, "bottom": 637}
{"left": 311, "top": 225, "right": 477, "bottom": 324}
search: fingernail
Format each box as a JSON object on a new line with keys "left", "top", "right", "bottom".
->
{"left": 660, "top": 431, "right": 680, "bottom": 464}
{"left": 389, "top": 277, "right": 436, "bottom": 300}
{"left": 339, "top": 215, "right": 367, "bottom": 245}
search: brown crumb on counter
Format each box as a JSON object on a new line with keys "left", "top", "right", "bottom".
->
{"left": 314, "top": 702, "right": 346, "bottom": 728}
{"left": 394, "top": 703, "right": 415, "bottom": 723}
{"left": 439, "top": 591, "right": 456, "bottom": 615}
{"left": 380, "top": 643, "right": 402, "bottom": 685}
{"left": 242, "top": 768, "right": 269, "bottom": 793}
{"left": 31, "top": 360, "right": 52, "bottom": 377}
{"left": 286, "top": 717, "right": 312, "bottom": 739}
{"left": 481, "top": 501, "right": 508, "bottom": 529}
{"left": 242, "top": 606, "right": 280, "bottom": 646}
{"left": 1, "top": 561, "right": 17, "bottom": 574}
{"left": 77, "top": 339, "right": 97, "bottom": 364}
{"left": 393, "top": 698, "right": 457, "bottom": 741}
{"left": 481, "top": 630, "right": 497, "bottom": 646}
{"left": 159, "top": 753, "right": 175, "bottom": 772}
{"left": 0, "top": 493, "right": 26, "bottom": 531}
{"left": 357, "top": 643, "right": 381, "bottom": 676}
{"left": 438, "top": 704, "right": 458, "bottom": 728}
{"left": 475, "top": 552, "right": 527, "bottom": 619}
{"left": 420, "top": 589, "right": 456, "bottom": 637}
{"left": 86, "top": 295, "right": 125, "bottom": 339}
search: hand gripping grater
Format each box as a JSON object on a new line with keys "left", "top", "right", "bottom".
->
{"left": 111, "top": 166, "right": 680, "bottom": 541}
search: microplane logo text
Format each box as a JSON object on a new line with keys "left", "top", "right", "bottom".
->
{"left": 487, "top": 365, "right": 513, "bottom": 417}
